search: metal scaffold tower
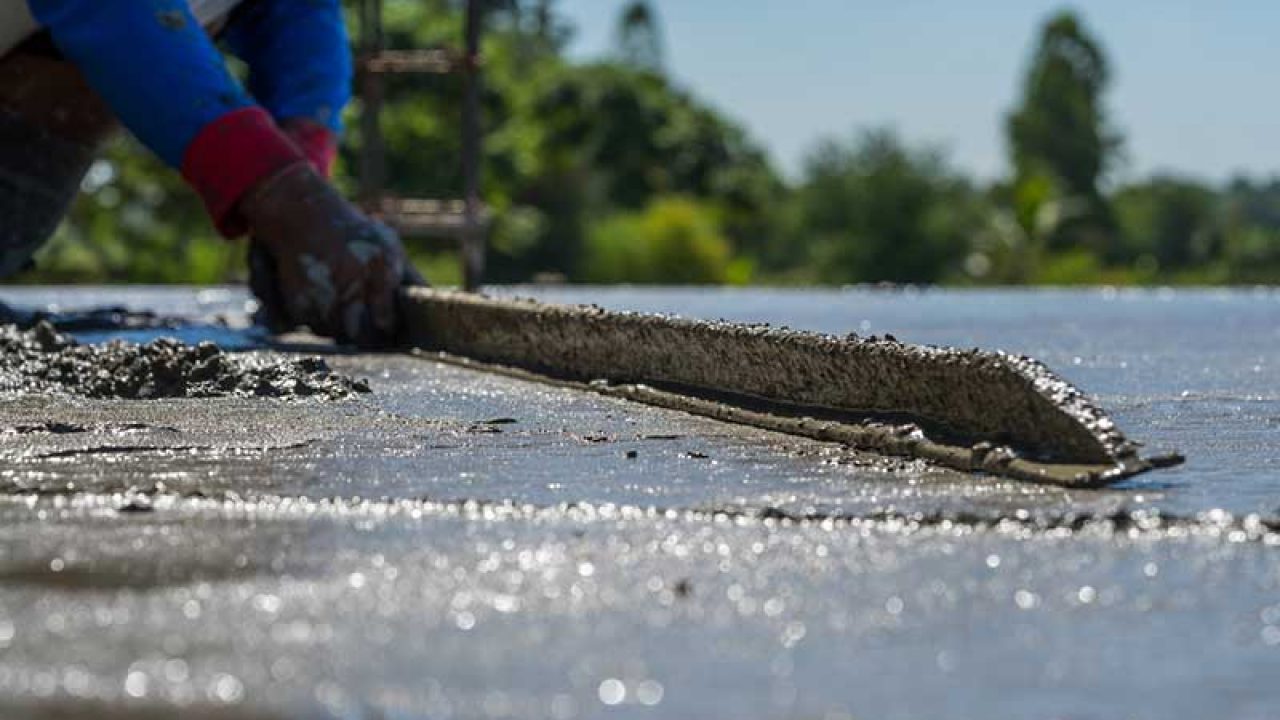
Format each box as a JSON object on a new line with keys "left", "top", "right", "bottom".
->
{"left": 354, "top": 0, "right": 486, "bottom": 290}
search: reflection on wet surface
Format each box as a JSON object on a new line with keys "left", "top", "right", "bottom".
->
{"left": 0, "top": 286, "right": 1278, "bottom": 719}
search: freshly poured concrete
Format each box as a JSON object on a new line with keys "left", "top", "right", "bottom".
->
{"left": 0, "top": 287, "right": 1277, "bottom": 720}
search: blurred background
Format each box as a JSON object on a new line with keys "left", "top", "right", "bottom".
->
{"left": 11, "top": 0, "right": 1280, "bottom": 287}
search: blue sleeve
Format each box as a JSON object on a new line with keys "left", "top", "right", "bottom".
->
{"left": 26, "top": 0, "right": 256, "bottom": 168}
{"left": 222, "top": 0, "right": 353, "bottom": 134}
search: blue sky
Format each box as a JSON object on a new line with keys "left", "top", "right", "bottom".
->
{"left": 555, "top": 1, "right": 1278, "bottom": 184}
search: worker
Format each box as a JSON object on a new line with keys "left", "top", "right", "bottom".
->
{"left": 0, "top": 0, "right": 422, "bottom": 346}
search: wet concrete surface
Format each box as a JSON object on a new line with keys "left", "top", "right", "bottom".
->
{"left": 0, "top": 286, "right": 1278, "bottom": 719}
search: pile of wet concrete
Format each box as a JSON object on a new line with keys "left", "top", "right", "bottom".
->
{"left": 0, "top": 321, "right": 369, "bottom": 399}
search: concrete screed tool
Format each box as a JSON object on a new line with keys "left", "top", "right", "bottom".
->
{"left": 398, "top": 287, "right": 1183, "bottom": 489}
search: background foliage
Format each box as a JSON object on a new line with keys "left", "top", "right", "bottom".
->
{"left": 12, "top": 1, "right": 1280, "bottom": 286}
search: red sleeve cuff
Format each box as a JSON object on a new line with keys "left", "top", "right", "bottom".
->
{"left": 181, "top": 107, "right": 306, "bottom": 237}
{"left": 283, "top": 119, "right": 339, "bottom": 179}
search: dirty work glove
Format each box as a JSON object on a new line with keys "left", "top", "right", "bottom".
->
{"left": 248, "top": 119, "right": 337, "bottom": 334}
{"left": 241, "top": 162, "right": 415, "bottom": 347}
{"left": 247, "top": 120, "right": 427, "bottom": 338}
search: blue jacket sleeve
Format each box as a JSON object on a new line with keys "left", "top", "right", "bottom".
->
{"left": 222, "top": 0, "right": 353, "bottom": 134}
{"left": 26, "top": 0, "right": 257, "bottom": 168}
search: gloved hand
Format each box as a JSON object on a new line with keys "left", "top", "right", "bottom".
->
{"left": 241, "top": 161, "right": 420, "bottom": 347}
{"left": 247, "top": 120, "right": 424, "bottom": 346}
{"left": 247, "top": 119, "right": 333, "bottom": 335}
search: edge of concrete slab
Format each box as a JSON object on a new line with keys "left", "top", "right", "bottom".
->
{"left": 398, "top": 288, "right": 1182, "bottom": 487}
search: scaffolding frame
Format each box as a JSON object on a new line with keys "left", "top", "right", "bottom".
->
{"left": 354, "top": 0, "right": 485, "bottom": 290}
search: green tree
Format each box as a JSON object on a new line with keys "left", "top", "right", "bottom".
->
{"left": 582, "top": 196, "right": 741, "bottom": 284}
{"left": 1113, "top": 176, "right": 1221, "bottom": 272}
{"left": 1006, "top": 10, "right": 1121, "bottom": 255}
{"left": 489, "top": 62, "right": 779, "bottom": 280}
{"left": 1217, "top": 178, "right": 1280, "bottom": 282}
{"left": 789, "top": 128, "right": 982, "bottom": 284}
